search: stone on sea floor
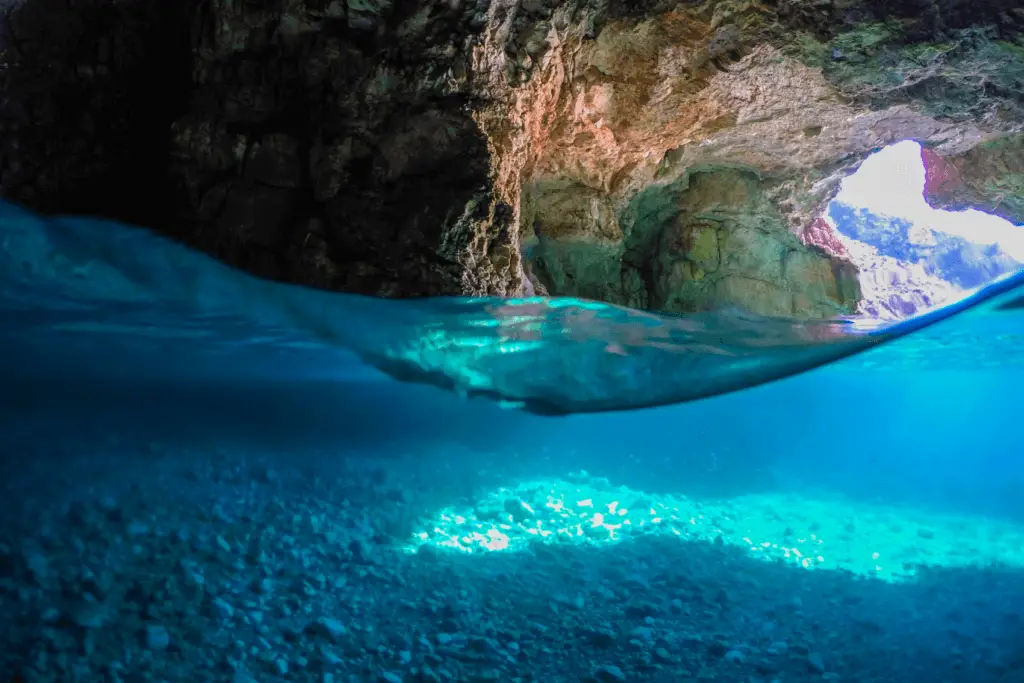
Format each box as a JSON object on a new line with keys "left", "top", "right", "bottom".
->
{"left": 68, "top": 599, "right": 110, "bottom": 629}
{"left": 144, "top": 623, "right": 170, "bottom": 650}
{"left": 23, "top": 548, "right": 50, "bottom": 584}
{"left": 349, "top": 538, "right": 375, "bottom": 564}
{"left": 583, "top": 627, "right": 616, "bottom": 649}
{"left": 215, "top": 534, "right": 232, "bottom": 553}
{"left": 308, "top": 616, "right": 347, "bottom": 642}
{"left": 210, "top": 596, "right": 235, "bottom": 620}
{"left": 272, "top": 657, "right": 289, "bottom": 675}
{"left": 593, "top": 663, "right": 627, "bottom": 682}
{"left": 503, "top": 498, "right": 535, "bottom": 522}
{"left": 807, "top": 651, "right": 827, "bottom": 673}
{"left": 628, "top": 626, "right": 653, "bottom": 643}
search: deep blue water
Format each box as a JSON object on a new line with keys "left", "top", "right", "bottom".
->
{"left": 2, "top": 201, "right": 1024, "bottom": 682}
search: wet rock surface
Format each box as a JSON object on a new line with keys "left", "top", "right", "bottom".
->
{"left": 0, "top": 0, "right": 1021, "bottom": 314}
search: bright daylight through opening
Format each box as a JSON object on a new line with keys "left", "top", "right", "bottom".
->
{"left": 823, "top": 140, "right": 1023, "bottom": 320}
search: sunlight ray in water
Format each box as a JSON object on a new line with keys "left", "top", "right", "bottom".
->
{"left": 404, "top": 473, "right": 1024, "bottom": 583}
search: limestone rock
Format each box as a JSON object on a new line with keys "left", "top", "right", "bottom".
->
{"left": 0, "top": 0, "right": 1020, "bottom": 317}
{"left": 925, "top": 133, "right": 1024, "bottom": 226}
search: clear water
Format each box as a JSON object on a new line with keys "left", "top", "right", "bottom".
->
{"left": 2, "top": 200, "right": 1023, "bottom": 682}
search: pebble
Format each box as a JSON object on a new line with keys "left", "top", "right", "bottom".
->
{"left": 629, "top": 626, "right": 653, "bottom": 642}
{"left": 23, "top": 550, "right": 49, "bottom": 583}
{"left": 349, "top": 539, "right": 374, "bottom": 563}
{"left": 593, "top": 664, "right": 627, "bottom": 682}
{"left": 2, "top": 437, "right": 1013, "bottom": 683}
{"left": 144, "top": 624, "right": 170, "bottom": 651}
{"left": 585, "top": 627, "right": 616, "bottom": 648}
{"left": 127, "top": 521, "right": 149, "bottom": 536}
{"left": 211, "top": 597, "right": 234, "bottom": 620}
{"left": 69, "top": 600, "right": 109, "bottom": 629}
{"left": 310, "top": 616, "right": 347, "bottom": 641}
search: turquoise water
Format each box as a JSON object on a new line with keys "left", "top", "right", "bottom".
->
{"left": 1, "top": 200, "right": 1023, "bottom": 682}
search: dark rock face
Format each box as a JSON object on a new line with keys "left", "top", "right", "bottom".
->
{"left": 0, "top": 0, "right": 193, "bottom": 228}
{"left": 0, "top": 0, "right": 519, "bottom": 297}
{"left": 163, "top": 1, "right": 514, "bottom": 296}
{"left": 778, "top": 0, "right": 1024, "bottom": 40}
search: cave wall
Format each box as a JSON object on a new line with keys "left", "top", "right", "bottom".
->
{"left": 923, "top": 133, "right": 1024, "bottom": 224}
{"left": 163, "top": 0, "right": 520, "bottom": 296}
{"left": 527, "top": 168, "right": 861, "bottom": 316}
{"left": 485, "top": 0, "right": 1021, "bottom": 317}
{"left": 0, "top": 0, "right": 525, "bottom": 297}
{"left": 0, "top": 0, "right": 193, "bottom": 228}
{"left": 0, "top": 0, "right": 1021, "bottom": 317}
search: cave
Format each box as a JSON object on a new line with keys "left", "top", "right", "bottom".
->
{"left": 0, "top": 0, "right": 1021, "bottom": 319}
{"left": 1, "top": 3, "right": 1024, "bottom": 680}
{"left": 816, "top": 139, "right": 1023, "bottom": 319}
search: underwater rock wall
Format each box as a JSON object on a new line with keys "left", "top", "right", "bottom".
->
{"left": 0, "top": 0, "right": 1021, "bottom": 315}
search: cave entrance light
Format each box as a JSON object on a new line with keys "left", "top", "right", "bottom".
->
{"left": 820, "top": 139, "right": 1023, "bottom": 319}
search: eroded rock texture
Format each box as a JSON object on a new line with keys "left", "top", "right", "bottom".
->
{"left": 0, "top": 0, "right": 1021, "bottom": 316}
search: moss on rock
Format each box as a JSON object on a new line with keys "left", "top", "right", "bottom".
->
{"left": 784, "top": 24, "right": 1024, "bottom": 122}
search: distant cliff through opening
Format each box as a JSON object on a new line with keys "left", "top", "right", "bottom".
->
{"left": 820, "top": 140, "right": 1024, "bottom": 320}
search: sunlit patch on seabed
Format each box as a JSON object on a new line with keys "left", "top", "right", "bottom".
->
{"left": 404, "top": 473, "right": 1024, "bottom": 583}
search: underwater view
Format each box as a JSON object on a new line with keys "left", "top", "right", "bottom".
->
{"left": 1, "top": 193, "right": 1023, "bottom": 683}
{"left": 4, "top": 0, "right": 1024, "bottom": 676}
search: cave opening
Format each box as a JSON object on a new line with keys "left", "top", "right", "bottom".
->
{"left": 820, "top": 139, "right": 1024, "bottom": 320}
